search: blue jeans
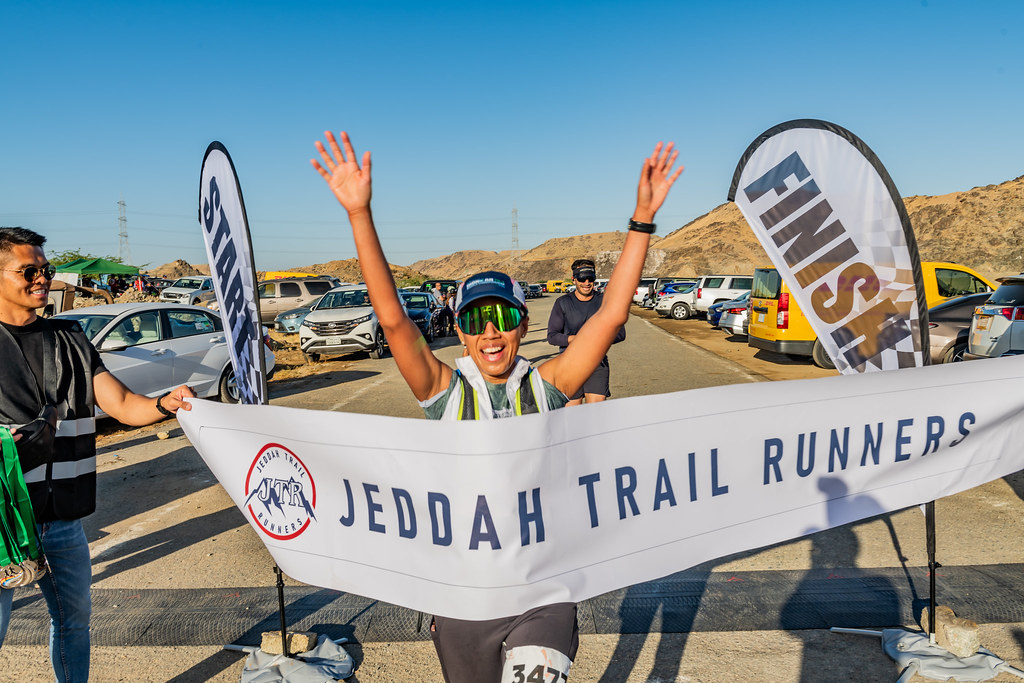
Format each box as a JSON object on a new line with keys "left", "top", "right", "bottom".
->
{"left": 0, "top": 519, "right": 92, "bottom": 683}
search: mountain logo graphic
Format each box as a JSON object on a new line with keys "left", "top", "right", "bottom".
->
{"left": 244, "top": 443, "right": 317, "bottom": 540}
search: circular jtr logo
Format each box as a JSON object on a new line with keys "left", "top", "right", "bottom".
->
{"left": 244, "top": 443, "right": 317, "bottom": 540}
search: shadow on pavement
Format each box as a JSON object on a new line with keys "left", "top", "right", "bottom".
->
{"left": 1002, "top": 471, "right": 1024, "bottom": 502}
{"left": 597, "top": 479, "right": 903, "bottom": 681}
{"left": 782, "top": 480, "right": 900, "bottom": 681}
{"left": 597, "top": 566, "right": 714, "bottom": 683}
{"left": 163, "top": 589, "right": 368, "bottom": 683}
{"left": 97, "top": 425, "right": 186, "bottom": 452}
{"left": 270, "top": 370, "right": 379, "bottom": 400}
{"left": 87, "top": 444, "right": 220, "bottom": 543}
{"left": 90, "top": 507, "right": 246, "bottom": 583}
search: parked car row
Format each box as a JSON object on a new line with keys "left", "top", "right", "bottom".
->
{"left": 748, "top": 262, "right": 995, "bottom": 369}
{"left": 55, "top": 303, "right": 276, "bottom": 412}
{"left": 643, "top": 261, "right": 1009, "bottom": 370}
{"left": 652, "top": 275, "right": 752, "bottom": 320}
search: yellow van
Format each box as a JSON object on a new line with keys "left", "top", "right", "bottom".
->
{"left": 546, "top": 279, "right": 570, "bottom": 293}
{"left": 748, "top": 262, "right": 995, "bottom": 369}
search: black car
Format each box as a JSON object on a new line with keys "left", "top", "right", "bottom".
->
{"left": 400, "top": 291, "right": 446, "bottom": 342}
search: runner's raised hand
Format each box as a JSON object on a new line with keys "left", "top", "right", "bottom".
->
{"left": 312, "top": 131, "right": 372, "bottom": 215}
{"left": 634, "top": 142, "right": 683, "bottom": 222}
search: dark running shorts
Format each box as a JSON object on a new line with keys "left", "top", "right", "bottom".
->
{"left": 569, "top": 360, "right": 610, "bottom": 401}
{"left": 431, "top": 602, "right": 579, "bottom": 682}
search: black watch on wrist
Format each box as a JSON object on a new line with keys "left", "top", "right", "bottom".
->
{"left": 155, "top": 391, "right": 173, "bottom": 417}
{"left": 628, "top": 219, "right": 656, "bottom": 234}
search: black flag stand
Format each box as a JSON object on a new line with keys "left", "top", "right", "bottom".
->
{"left": 925, "top": 500, "right": 938, "bottom": 644}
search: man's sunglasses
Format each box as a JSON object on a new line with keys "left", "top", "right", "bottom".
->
{"left": 457, "top": 303, "right": 524, "bottom": 335}
{"left": 3, "top": 264, "right": 56, "bottom": 282}
{"left": 575, "top": 275, "right": 595, "bottom": 283}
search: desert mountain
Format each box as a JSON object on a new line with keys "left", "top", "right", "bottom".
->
{"left": 159, "top": 175, "right": 1023, "bottom": 284}
{"left": 410, "top": 175, "right": 1024, "bottom": 282}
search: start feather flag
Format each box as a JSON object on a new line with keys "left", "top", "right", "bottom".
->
{"left": 728, "top": 120, "right": 928, "bottom": 374}
{"left": 198, "top": 142, "right": 268, "bottom": 405}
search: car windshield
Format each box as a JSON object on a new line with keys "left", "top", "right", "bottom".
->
{"left": 402, "top": 294, "right": 432, "bottom": 310}
{"left": 172, "top": 278, "right": 205, "bottom": 289}
{"left": 54, "top": 313, "right": 116, "bottom": 340}
{"left": 320, "top": 289, "right": 371, "bottom": 309}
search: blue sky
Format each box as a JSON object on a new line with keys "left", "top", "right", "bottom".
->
{"left": 2, "top": 0, "right": 1021, "bottom": 271}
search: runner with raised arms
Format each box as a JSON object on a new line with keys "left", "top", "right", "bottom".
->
{"left": 312, "top": 130, "right": 683, "bottom": 682}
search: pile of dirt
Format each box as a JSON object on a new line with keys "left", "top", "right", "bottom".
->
{"left": 148, "top": 259, "right": 204, "bottom": 278}
{"left": 71, "top": 294, "right": 109, "bottom": 309}
{"left": 114, "top": 290, "right": 161, "bottom": 304}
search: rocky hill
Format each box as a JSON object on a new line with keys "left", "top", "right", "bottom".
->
{"left": 409, "top": 175, "right": 1024, "bottom": 282}
{"left": 147, "top": 259, "right": 205, "bottom": 278}
{"left": 161, "top": 174, "right": 1023, "bottom": 284}
{"left": 410, "top": 234, "right": 669, "bottom": 282}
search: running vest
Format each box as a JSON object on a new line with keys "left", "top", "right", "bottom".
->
{"left": 0, "top": 319, "right": 99, "bottom": 521}
{"left": 436, "top": 356, "right": 555, "bottom": 421}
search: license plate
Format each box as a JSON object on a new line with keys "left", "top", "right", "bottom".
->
{"left": 325, "top": 335, "right": 343, "bottom": 345}
{"left": 757, "top": 313, "right": 765, "bottom": 323}
{"left": 976, "top": 315, "right": 991, "bottom": 331}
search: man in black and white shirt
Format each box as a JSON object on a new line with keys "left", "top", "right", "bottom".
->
{"left": 0, "top": 227, "right": 195, "bottom": 682}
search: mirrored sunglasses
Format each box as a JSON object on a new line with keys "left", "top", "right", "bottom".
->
{"left": 3, "top": 264, "right": 56, "bottom": 282}
{"left": 457, "top": 303, "right": 524, "bottom": 335}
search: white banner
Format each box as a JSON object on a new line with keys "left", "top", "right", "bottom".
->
{"left": 198, "top": 143, "right": 267, "bottom": 405}
{"left": 729, "top": 120, "right": 927, "bottom": 374}
{"left": 179, "top": 356, "right": 1024, "bottom": 621}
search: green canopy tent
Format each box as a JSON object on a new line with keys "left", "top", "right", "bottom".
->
{"left": 56, "top": 258, "right": 139, "bottom": 276}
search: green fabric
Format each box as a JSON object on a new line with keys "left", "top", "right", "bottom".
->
{"left": 56, "top": 257, "right": 139, "bottom": 275}
{"left": 0, "top": 428, "right": 41, "bottom": 565}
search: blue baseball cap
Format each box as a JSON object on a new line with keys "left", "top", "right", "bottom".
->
{"left": 455, "top": 271, "right": 527, "bottom": 313}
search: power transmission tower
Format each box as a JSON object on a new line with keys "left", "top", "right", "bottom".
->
{"left": 117, "top": 197, "right": 132, "bottom": 264}
{"left": 511, "top": 205, "right": 519, "bottom": 261}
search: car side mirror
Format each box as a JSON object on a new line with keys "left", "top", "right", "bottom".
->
{"left": 99, "top": 339, "right": 127, "bottom": 352}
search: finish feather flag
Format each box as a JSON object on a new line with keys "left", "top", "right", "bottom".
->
{"left": 728, "top": 120, "right": 928, "bottom": 374}
{"left": 198, "top": 142, "right": 268, "bottom": 405}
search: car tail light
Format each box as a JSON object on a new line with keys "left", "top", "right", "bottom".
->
{"left": 1015, "top": 307, "right": 1024, "bottom": 321}
{"left": 996, "top": 307, "right": 1016, "bottom": 320}
{"left": 264, "top": 333, "right": 274, "bottom": 351}
{"left": 777, "top": 292, "right": 789, "bottom": 329}
{"left": 697, "top": 287, "right": 702, "bottom": 300}
{"left": 727, "top": 306, "right": 745, "bottom": 314}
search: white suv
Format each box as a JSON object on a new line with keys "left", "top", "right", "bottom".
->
{"left": 159, "top": 276, "right": 215, "bottom": 305}
{"left": 966, "top": 275, "right": 1024, "bottom": 360}
{"left": 693, "top": 275, "right": 753, "bottom": 314}
{"left": 299, "top": 284, "right": 392, "bottom": 362}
